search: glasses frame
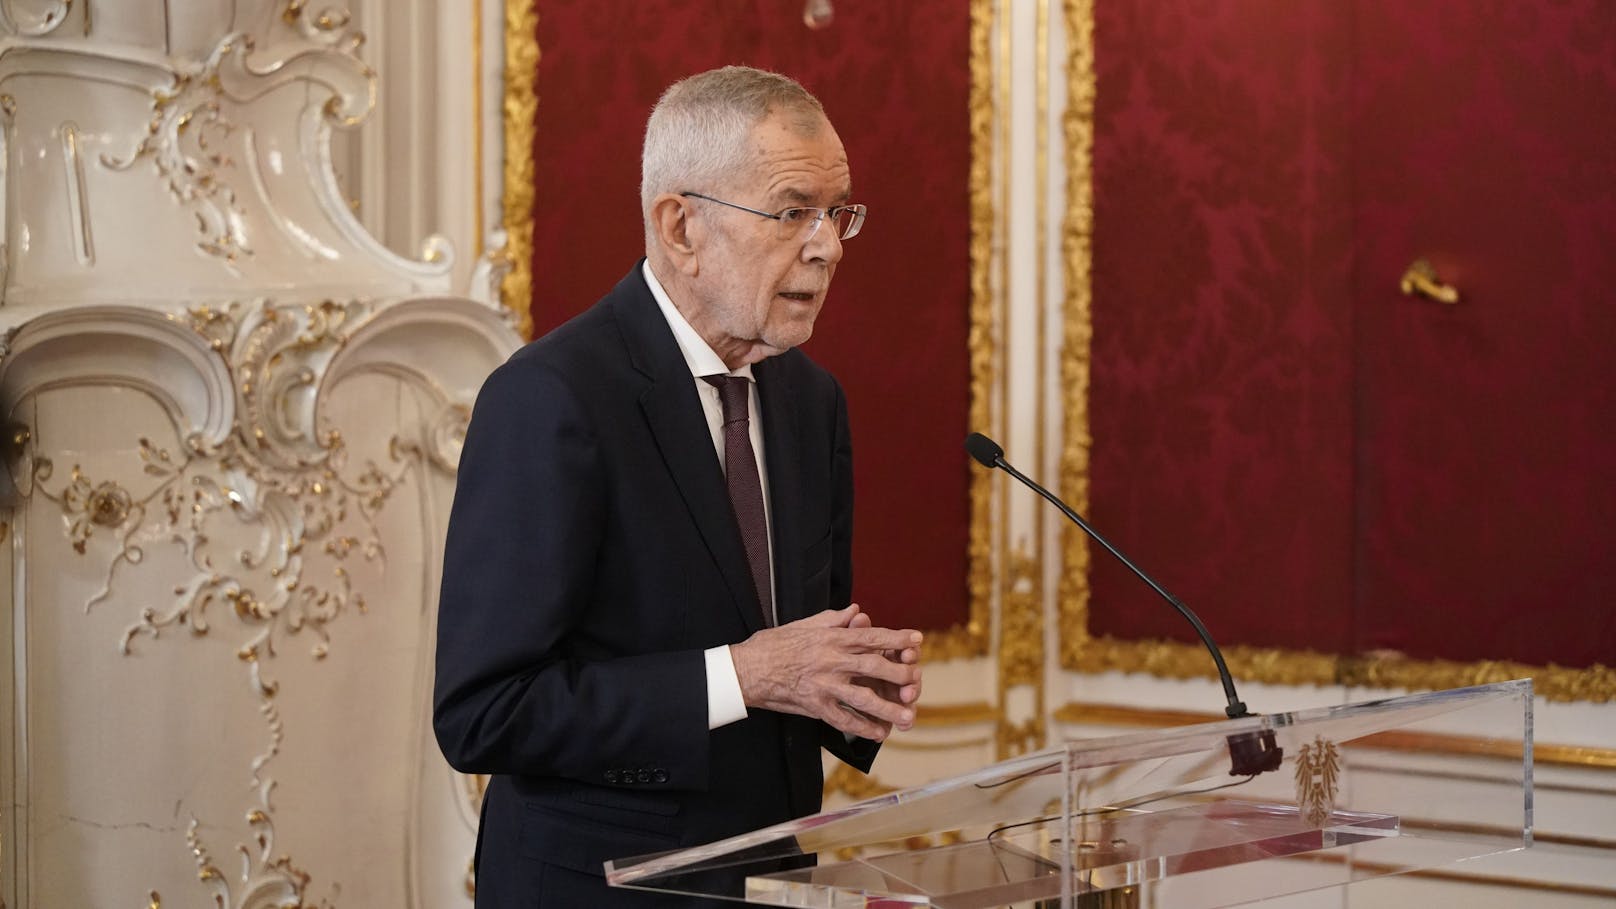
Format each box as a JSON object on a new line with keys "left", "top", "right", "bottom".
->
{"left": 680, "top": 191, "right": 866, "bottom": 242}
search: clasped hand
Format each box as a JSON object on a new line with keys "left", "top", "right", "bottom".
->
{"left": 730, "top": 603, "right": 923, "bottom": 741}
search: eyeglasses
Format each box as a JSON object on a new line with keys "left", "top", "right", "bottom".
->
{"left": 680, "top": 191, "right": 867, "bottom": 242}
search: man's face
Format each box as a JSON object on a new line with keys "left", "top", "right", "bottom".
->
{"left": 686, "top": 111, "right": 851, "bottom": 367}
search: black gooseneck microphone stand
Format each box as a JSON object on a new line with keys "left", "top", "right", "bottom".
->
{"left": 966, "top": 431, "right": 1282, "bottom": 775}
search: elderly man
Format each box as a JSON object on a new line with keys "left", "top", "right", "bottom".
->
{"left": 433, "top": 66, "right": 924, "bottom": 906}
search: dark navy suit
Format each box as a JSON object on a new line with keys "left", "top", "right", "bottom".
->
{"left": 433, "top": 263, "right": 876, "bottom": 906}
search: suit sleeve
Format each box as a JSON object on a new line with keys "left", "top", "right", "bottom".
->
{"left": 432, "top": 357, "right": 709, "bottom": 787}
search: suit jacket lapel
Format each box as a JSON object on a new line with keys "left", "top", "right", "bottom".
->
{"left": 614, "top": 266, "right": 768, "bottom": 634}
{"left": 755, "top": 357, "right": 803, "bottom": 625}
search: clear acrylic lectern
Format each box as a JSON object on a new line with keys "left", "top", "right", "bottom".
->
{"left": 607, "top": 680, "right": 1532, "bottom": 907}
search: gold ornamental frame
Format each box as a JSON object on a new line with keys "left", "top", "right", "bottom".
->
{"left": 496, "top": 0, "right": 995, "bottom": 660}
{"left": 1053, "top": 0, "right": 1613, "bottom": 704}
{"left": 497, "top": 0, "right": 538, "bottom": 341}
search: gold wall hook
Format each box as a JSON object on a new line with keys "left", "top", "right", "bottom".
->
{"left": 1400, "top": 258, "right": 1460, "bottom": 304}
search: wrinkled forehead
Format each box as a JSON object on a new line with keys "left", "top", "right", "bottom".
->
{"left": 739, "top": 111, "right": 852, "bottom": 203}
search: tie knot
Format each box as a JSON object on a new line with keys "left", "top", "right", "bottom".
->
{"left": 703, "top": 375, "right": 750, "bottom": 423}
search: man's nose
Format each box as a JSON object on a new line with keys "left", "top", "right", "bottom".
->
{"left": 801, "top": 217, "right": 844, "bottom": 265}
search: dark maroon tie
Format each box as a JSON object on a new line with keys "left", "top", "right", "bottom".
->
{"left": 704, "top": 375, "right": 773, "bottom": 625}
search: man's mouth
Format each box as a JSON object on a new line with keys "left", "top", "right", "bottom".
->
{"left": 778, "top": 291, "right": 817, "bottom": 301}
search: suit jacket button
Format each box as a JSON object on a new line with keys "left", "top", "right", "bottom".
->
{"left": 637, "top": 769, "right": 651, "bottom": 783}
{"left": 605, "top": 769, "right": 619, "bottom": 784}
{"left": 653, "top": 769, "right": 669, "bottom": 784}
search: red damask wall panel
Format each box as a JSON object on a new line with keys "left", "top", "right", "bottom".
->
{"left": 1090, "top": 1, "right": 1357, "bottom": 651}
{"left": 1351, "top": 3, "right": 1616, "bottom": 666}
{"left": 1091, "top": 0, "right": 1616, "bottom": 668}
{"left": 527, "top": 2, "right": 972, "bottom": 634}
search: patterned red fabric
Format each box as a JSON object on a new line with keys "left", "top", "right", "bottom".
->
{"left": 1091, "top": 0, "right": 1615, "bottom": 667}
{"left": 527, "top": 2, "right": 972, "bottom": 634}
{"left": 1351, "top": 3, "right": 1616, "bottom": 666}
{"left": 1091, "top": 0, "right": 1357, "bottom": 652}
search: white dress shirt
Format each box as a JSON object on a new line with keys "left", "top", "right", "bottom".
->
{"left": 642, "top": 261, "right": 773, "bottom": 730}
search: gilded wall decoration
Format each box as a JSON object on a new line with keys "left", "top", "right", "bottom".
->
{"left": 948, "top": 0, "right": 995, "bottom": 663}
{"left": 496, "top": 0, "right": 537, "bottom": 340}
{"left": 1061, "top": 564, "right": 1616, "bottom": 702}
{"left": 995, "top": 716, "right": 1045, "bottom": 762}
{"left": 1057, "top": 0, "right": 1096, "bottom": 681}
{"left": 2, "top": 298, "right": 488, "bottom": 906}
{"left": 184, "top": 803, "right": 328, "bottom": 909}
{"left": 1000, "top": 545, "right": 1044, "bottom": 690}
{"left": 20, "top": 302, "right": 419, "bottom": 673}
{"left": 824, "top": 762, "right": 897, "bottom": 802}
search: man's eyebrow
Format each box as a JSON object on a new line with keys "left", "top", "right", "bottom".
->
{"left": 770, "top": 185, "right": 853, "bottom": 206}
{"left": 773, "top": 186, "right": 816, "bottom": 204}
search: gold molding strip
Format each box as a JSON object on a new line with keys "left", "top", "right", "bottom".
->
{"left": 885, "top": 736, "right": 995, "bottom": 752}
{"left": 1060, "top": 635, "right": 1614, "bottom": 704}
{"left": 472, "top": 0, "right": 485, "bottom": 259}
{"left": 498, "top": 0, "right": 537, "bottom": 340}
{"left": 824, "top": 762, "right": 898, "bottom": 801}
{"left": 941, "top": 0, "right": 997, "bottom": 663}
{"left": 1358, "top": 729, "right": 1575, "bottom": 767}
{"left": 1052, "top": 0, "right": 1612, "bottom": 705}
{"left": 917, "top": 701, "right": 1000, "bottom": 725}
{"left": 1052, "top": 701, "right": 1616, "bottom": 769}
{"left": 1053, "top": 701, "right": 1240, "bottom": 729}
{"left": 1057, "top": 0, "right": 1095, "bottom": 681}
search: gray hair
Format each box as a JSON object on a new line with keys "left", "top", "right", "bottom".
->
{"left": 641, "top": 66, "right": 827, "bottom": 230}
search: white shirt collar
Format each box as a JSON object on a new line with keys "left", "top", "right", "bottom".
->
{"left": 642, "top": 260, "right": 756, "bottom": 382}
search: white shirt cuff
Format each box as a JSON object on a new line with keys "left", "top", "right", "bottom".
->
{"left": 704, "top": 645, "right": 748, "bottom": 730}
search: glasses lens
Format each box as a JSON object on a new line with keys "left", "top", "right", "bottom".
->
{"left": 775, "top": 208, "right": 820, "bottom": 240}
{"left": 834, "top": 206, "right": 865, "bottom": 240}
{"left": 773, "top": 206, "right": 865, "bottom": 241}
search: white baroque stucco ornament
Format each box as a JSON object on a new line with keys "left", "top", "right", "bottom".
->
{"left": 100, "top": 38, "right": 260, "bottom": 266}
{"left": 2, "top": 295, "right": 513, "bottom": 906}
{"left": 0, "top": 6, "right": 521, "bottom": 907}
{"left": 0, "top": 0, "right": 75, "bottom": 38}
{"left": 67, "top": 301, "right": 399, "bottom": 668}
{"left": 0, "top": 1, "right": 452, "bottom": 312}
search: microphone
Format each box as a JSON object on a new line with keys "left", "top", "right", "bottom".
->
{"left": 966, "top": 432, "right": 1283, "bottom": 776}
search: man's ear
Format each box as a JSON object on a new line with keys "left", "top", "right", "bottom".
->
{"left": 649, "top": 194, "right": 700, "bottom": 275}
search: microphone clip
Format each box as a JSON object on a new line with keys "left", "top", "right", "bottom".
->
{"left": 1226, "top": 728, "right": 1284, "bottom": 776}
